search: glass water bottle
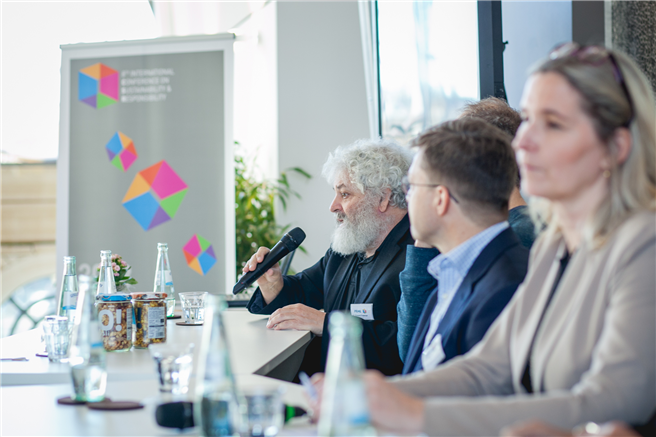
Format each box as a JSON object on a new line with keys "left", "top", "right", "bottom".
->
{"left": 195, "top": 295, "right": 240, "bottom": 436}
{"left": 96, "top": 250, "right": 117, "bottom": 296}
{"left": 68, "top": 281, "right": 107, "bottom": 402}
{"left": 318, "top": 311, "right": 376, "bottom": 437}
{"left": 57, "top": 256, "right": 79, "bottom": 323}
{"left": 153, "top": 243, "right": 176, "bottom": 318}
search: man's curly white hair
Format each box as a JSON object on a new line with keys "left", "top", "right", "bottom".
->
{"left": 322, "top": 138, "right": 413, "bottom": 209}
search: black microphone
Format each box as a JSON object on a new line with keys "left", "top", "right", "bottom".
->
{"left": 233, "top": 227, "right": 306, "bottom": 295}
{"left": 155, "top": 401, "right": 307, "bottom": 429}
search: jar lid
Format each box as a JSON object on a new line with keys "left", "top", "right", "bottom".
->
{"left": 130, "top": 292, "right": 167, "bottom": 300}
{"left": 98, "top": 294, "right": 132, "bottom": 302}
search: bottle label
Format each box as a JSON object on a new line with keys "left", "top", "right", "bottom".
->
{"left": 147, "top": 306, "right": 166, "bottom": 339}
{"left": 155, "top": 271, "right": 173, "bottom": 287}
{"left": 63, "top": 291, "right": 78, "bottom": 310}
{"left": 341, "top": 380, "right": 371, "bottom": 426}
{"left": 89, "top": 321, "right": 104, "bottom": 349}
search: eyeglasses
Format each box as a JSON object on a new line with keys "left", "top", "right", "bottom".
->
{"left": 401, "top": 176, "right": 459, "bottom": 203}
{"left": 549, "top": 42, "right": 633, "bottom": 127}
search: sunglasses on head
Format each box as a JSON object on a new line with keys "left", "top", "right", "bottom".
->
{"left": 549, "top": 42, "right": 633, "bottom": 127}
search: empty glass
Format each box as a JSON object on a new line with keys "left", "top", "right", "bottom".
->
{"left": 239, "top": 387, "right": 285, "bottom": 437}
{"left": 149, "top": 343, "right": 194, "bottom": 394}
{"left": 179, "top": 292, "right": 207, "bottom": 324}
{"left": 42, "top": 315, "right": 70, "bottom": 363}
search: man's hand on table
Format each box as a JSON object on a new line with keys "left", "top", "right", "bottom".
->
{"left": 266, "top": 304, "right": 326, "bottom": 336}
{"left": 243, "top": 246, "right": 284, "bottom": 305}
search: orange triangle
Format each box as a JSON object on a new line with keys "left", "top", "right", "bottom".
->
{"left": 139, "top": 161, "right": 163, "bottom": 185}
{"left": 100, "top": 64, "right": 118, "bottom": 78}
{"left": 118, "top": 132, "right": 132, "bottom": 148}
{"left": 183, "top": 250, "right": 195, "bottom": 265}
{"left": 80, "top": 63, "right": 101, "bottom": 79}
{"left": 122, "top": 174, "right": 151, "bottom": 203}
{"left": 189, "top": 258, "right": 204, "bottom": 275}
{"left": 125, "top": 142, "right": 137, "bottom": 157}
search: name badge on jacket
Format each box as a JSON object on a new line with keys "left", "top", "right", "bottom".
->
{"left": 350, "top": 303, "right": 374, "bottom": 321}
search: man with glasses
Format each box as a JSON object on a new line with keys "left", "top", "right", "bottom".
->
{"left": 399, "top": 118, "right": 529, "bottom": 374}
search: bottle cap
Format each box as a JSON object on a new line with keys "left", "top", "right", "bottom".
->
{"left": 130, "top": 292, "right": 167, "bottom": 300}
{"left": 328, "top": 311, "right": 362, "bottom": 336}
{"left": 98, "top": 294, "right": 131, "bottom": 302}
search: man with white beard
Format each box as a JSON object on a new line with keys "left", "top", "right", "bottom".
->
{"left": 245, "top": 139, "right": 414, "bottom": 377}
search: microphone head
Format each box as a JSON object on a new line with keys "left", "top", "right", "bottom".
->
{"left": 155, "top": 402, "right": 194, "bottom": 429}
{"left": 285, "top": 227, "right": 306, "bottom": 246}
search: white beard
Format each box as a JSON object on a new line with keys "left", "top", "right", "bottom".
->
{"left": 330, "top": 196, "right": 390, "bottom": 256}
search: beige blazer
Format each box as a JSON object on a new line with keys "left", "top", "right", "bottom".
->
{"left": 392, "top": 211, "right": 656, "bottom": 436}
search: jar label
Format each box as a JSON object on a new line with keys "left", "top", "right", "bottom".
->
{"left": 148, "top": 306, "right": 166, "bottom": 339}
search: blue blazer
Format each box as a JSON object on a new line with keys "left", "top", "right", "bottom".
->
{"left": 402, "top": 228, "right": 529, "bottom": 374}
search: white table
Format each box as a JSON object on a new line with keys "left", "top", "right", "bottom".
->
{"left": 0, "top": 309, "right": 312, "bottom": 386}
{"left": 0, "top": 374, "right": 314, "bottom": 436}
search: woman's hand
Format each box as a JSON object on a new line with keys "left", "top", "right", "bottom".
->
{"left": 363, "top": 370, "right": 424, "bottom": 435}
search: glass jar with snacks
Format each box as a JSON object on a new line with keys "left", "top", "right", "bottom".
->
{"left": 131, "top": 292, "right": 167, "bottom": 348}
{"left": 97, "top": 294, "right": 133, "bottom": 352}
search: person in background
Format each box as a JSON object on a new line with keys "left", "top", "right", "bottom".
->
{"left": 397, "top": 97, "right": 535, "bottom": 363}
{"left": 331, "top": 44, "right": 655, "bottom": 435}
{"left": 400, "top": 118, "right": 529, "bottom": 375}
{"left": 460, "top": 97, "right": 535, "bottom": 249}
{"left": 244, "top": 139, "right": 414, "bottom": 377}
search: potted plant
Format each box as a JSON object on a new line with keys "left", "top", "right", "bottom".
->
{"left": 234, "top": 142, "right": 311, "bottom": 281}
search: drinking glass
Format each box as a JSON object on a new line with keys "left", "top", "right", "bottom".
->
{"left": 43, "top": 315, "right": 70, "bottom": 363}
{"left": 239, "top": 387, "right": 285, "bottom": 437}
{"left": 149, "top": 343, "right": 194, "bottom": 394}
{"left": 179, "top": 292, "right": 207, "bottom": 325}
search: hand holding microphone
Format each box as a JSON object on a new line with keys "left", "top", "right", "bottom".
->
{"left": 234, "top": 228, "right": 306, "bottom": 300}
{"left": 242, "top": 247, "right": 285, "bottom": 301}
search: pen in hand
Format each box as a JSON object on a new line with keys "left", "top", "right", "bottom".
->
{"left": 298, "top": 371, "right": 318, "bottom": 402}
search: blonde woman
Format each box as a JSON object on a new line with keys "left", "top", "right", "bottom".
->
{"left": 344, "top": 44, "right": 656, "bottom": 436}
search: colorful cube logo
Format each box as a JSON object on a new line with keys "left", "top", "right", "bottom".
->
{"left": 122, "top": 160, "right": 188, "bottom": 231}
{"left": 183, "top": 234, "right": 217, "bottom": 276}
{"left": 105, "top": 132, "right": 137, "bottom": 172}
{"left": 79, "top": 63, "right": 118, "bottom": 109}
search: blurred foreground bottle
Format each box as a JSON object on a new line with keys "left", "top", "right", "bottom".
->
{"left": 153, "top": 243, "right": 176, "bottom": 318}
{"left": 57, "top": 256, "right": 79, "bottom": 323}
{"left": 318, "top": 312, "right": 376, "bottom": 437}
{"left": 68, "top": 278, "right": 107, "bottom": 402}
{"left": 96, "top": 250, "right": 117, "bottom": 296}
{"left": 195, "top": 295, "right": 240, "bottom": 436}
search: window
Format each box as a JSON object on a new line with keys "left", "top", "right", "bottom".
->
{"left": 377, "top": 1, "right": 480, "bottom": 144}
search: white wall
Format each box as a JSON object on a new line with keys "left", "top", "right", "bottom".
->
{"left": 276, "top": 2, "right": 370, "bottom": 271}
{"left": 502, "top": 1, "right": 572, "bottom": 110}
{"left": 232, "top": 2, "right": 370, "bottom": 271}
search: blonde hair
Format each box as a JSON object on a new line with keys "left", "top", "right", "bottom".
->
{"left": 527, "top": 48, "right": 656, "bottom": 247}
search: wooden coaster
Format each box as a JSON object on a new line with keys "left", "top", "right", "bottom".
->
{"left": 88, "top": 400, "right": 143, "bottom": 411}
{"left": 176, "top": 321, "right": 203, "bottom": 326}
{"left": 167, "top": 315, "right": 182, "bottom": 319}
{"left": 57, "top": 396, "right": 111, "bottom": 405}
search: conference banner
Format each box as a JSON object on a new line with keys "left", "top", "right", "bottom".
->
{"left": 57, "top": 35, "right": 235, "bottom": 294}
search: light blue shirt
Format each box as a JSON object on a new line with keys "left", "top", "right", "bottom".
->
{"left": 421, "top": 221, "right": 509, "bottom": 370}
